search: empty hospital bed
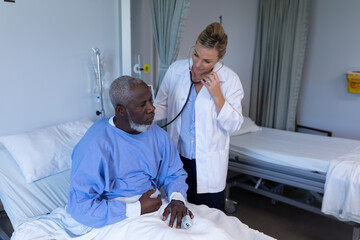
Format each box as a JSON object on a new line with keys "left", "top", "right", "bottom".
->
{"left": 0, "top": 118, "right": 274, "bottom": 240}
{"left": 225, "top": 117, "right": 360, "bottom": 240}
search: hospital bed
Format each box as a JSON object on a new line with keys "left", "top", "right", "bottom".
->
{"left": 0, "top": 118, "right": 274, "bottom": 240}
{"left": 225, "top": 117, "right": 360, "bottom": 240}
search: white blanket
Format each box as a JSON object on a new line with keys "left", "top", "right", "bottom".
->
{"left": 322, "top": 146, "right": 360, "bottom": 223}
{"left": 11, "top": 201, "right": 275, "bottom": 240}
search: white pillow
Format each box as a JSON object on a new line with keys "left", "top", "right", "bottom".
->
{"left": 0, "top": 118, "right": 93, "bottom": 183}
{"left": 230, "top": 116, "right": 262, "bottom": 136}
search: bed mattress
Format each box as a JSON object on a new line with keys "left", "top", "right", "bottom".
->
{"left": 229, "top": 128, "right": 360, "bottom": 174}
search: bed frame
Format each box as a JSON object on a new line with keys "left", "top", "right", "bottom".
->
{"left": 225, "top": 150, "right": 360, "bottom": 240}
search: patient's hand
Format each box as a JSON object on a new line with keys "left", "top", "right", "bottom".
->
{"left": 162, "top": 200, "right": 194, "bottom": 228}
{"left": 139, "top": 189, "right": 162, "bottom": 215}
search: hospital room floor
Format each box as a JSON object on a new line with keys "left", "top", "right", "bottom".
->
{"left": 0, "top": 189, "right": 355, "bottom": 240}
{"left": 228, "top": 187, "right": 354, "bottom": 240}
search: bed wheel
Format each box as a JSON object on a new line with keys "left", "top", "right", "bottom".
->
{"left": 224, "top": 198, "right": 237, "bottom": 214}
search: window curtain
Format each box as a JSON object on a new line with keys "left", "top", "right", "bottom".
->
{"left": 150, "top": 0, "right": 190, "bottom": 93}
{"left": 249, "top": 0, "right": 310, "bottom": 131}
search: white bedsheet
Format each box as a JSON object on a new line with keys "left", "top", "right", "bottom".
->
{"left": 230, "top": 128, "right": 360, "bottom": 173}
{"left": 11, "top": 201, "right": 275, "bottom": 240}
{"left": 321, "top": 146, "right": 360, "bottom": 223}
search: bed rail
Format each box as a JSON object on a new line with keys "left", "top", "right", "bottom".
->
{"left": 295, "top": 124, "right": 332, "bottom": 137}
{"left": 226, "top": 152, "right": 325, "bottom": 213}
{"left": 228, "top": 152, "right": 325, "bottom": 192}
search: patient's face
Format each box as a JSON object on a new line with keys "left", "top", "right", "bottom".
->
{"left": 126, "top": 83, "right": 155, "bottom": 131}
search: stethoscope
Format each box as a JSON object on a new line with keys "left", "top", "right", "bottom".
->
{"left": 161, "top": 47, "right": 224, "bottom": 129}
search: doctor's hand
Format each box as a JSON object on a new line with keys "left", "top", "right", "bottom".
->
{"left": 139, "top": 189, "right": 162, "bottom": 215}
{"left": 162, "top": 200, "right": 194, "bottom": 228}
{"left": 201, "top": 72, "right": 225, "bottom": 113}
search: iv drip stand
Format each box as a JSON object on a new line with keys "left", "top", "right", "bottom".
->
{"left": 93, "top": 48, "right": 105, "bottom": 118}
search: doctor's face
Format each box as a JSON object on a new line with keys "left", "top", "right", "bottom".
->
{"left": 192, "top": 43, "right": 220, "bottom": 77}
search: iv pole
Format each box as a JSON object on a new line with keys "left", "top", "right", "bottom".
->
{"left": 92, "top": 48, "right": 105, "bottom": 118}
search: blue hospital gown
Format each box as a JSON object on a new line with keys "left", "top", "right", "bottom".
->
{"left": 68, "top": 118, "right": 188, "bottom": 228}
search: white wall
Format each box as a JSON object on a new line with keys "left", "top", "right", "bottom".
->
{"left": 297, "top": 0, "right": 360, "bottom": 140}
{"left": 0, "top": 0, "right": 120, "bottom": 136}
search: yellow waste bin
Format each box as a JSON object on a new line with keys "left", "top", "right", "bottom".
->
{"left": 347, "top": 71, "right": 360, "bottom": 94}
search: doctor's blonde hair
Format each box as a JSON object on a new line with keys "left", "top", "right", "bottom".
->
{"left": 196, "top": 22, "right": 228, "bottom": 59}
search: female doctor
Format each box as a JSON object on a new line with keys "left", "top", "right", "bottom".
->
{"left": 154, "top": 22, "right": 244, "bottom": 210}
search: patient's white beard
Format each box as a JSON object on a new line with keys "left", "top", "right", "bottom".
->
{"left": 129, "top": 120, "right": 151, "bottom": 133}
{"left": 127, "top": 109, "right": 152, "bottom": 133}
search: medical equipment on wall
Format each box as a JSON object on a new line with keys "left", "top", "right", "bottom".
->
{"left": 133, "top": 54, "right": 151, "bottom": 79}
{"left": 132, "top": 54, "right": 154, "bottom": 105}
{"left": 160, "top": 47, "right": 224, "bottom": 128}
{"left": 92, "top": 47, "right": 105, "bottom": 118}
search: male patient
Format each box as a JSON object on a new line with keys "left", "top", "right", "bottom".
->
{"left": 68, "top": 76, "right": 193, "bottom": 229}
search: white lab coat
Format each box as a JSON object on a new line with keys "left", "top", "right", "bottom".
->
{"left": 154, "top": 59, "right": 244, "bottom": 193}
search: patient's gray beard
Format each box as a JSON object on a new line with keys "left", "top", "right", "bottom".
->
{"left": 126, "top": 109, "right": 151, "bottom": 133}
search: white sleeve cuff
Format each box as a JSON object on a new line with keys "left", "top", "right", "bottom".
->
{"left": 126, "top": 200, "right": 141, "bottom": 218}
{"left": 169, "top": 192, "right": 186, "bottom": 204}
